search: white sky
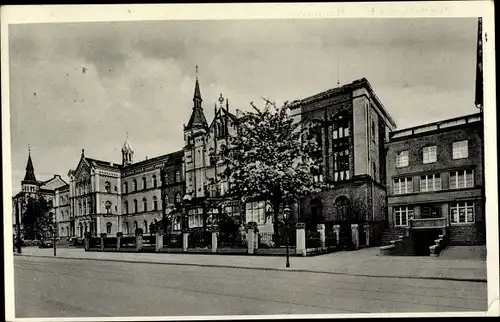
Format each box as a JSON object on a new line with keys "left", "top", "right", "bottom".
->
{"left": 9, "top": 18, "right": 480, "bottom": 192}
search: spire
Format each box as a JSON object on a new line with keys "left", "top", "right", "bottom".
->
{"left": 186, "top": 66, "right": 208, "bottom": 130}
{"left": 23, "top": 147, "right": 37, "bottom": 182}
{"left": 122, "top": 134, "right": 134, "bottom": 166}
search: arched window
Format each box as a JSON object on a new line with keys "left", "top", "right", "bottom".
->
{"left": 124, "top": 182, "right": 128, "bottom": 194}
{"left": 61, "top": 227, "right": 64, "bottom": 236}
{"left": 106, "top": 222, "right": 112, "bottom": 234}
{"left": 142, "top": 177, "right": 147, "bottom": 190}
{"left": 153, "top": 196, "right": 158, "bottom": 211}
{"left": 78, "top": 222, "right": 83, "bottom": 237}
{"left": 175, "top": 192, "right": 181, "bottom": 203}
{"left": 66, "top": 227, "right": 69, "bottom": 237}
{"left": 124, "top": 222, "right": 129, "bottom": 235}
{"left": 105, "top": 201, "right": 112, "bottom": 214}
{"left": 124, "top": 200, "right": 128, "bottom": 214}
{"left": 105, "top": 181, "right": 111, "bottom": 193}
{"left": 133, "top": 199, "right": 138, "bottom": 213}
{"left": 164, "top": 194, "right": 169, "bottom": 205}
{"left": 79, "top": 202, "right": 82, "bottom": 215}
{"left": 133, "top": 179, "right": 137, "bottom": 191}
{"left": 144, "top": 220, "right": 148, "bottom": 233}
{"left": 142, "top": 198, "right": 147, "bottom": 212}
{"left": 331, "top": 112, "right": 351, "bottom": 182}
{"left": 84, "top": 222, "right": 88, "bottom": 233}
{"left": 335, "top": 196, "right": 351, "bottom": 221}
{"left": 134, "top": 221, "right": 138, "bottom": 231}
{"left": 88, "top": 200, "right": 92, "bottom": 214}
{"left": 152, "top": 175, "right": 157, "bottom": 188}
{"left": 175, "top": 170, "right": 181, "bottom": 183}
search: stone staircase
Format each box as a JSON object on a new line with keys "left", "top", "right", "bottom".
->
{"left": 381, "top": 227, "right": 408, "bottom": 246}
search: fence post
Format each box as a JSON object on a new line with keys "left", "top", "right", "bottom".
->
{"left": 116, "top": 232, "right": 122, "bottom": 251}
{"left": 295, "top": 223, "right": 306, "bottom": 257}
{"left": 254, "top": 228, "right": 259, "bottom": 251}
{"left": 211, "top": 225, "right": 219, "bottom": 254}
{"left": 135, "top": 228, "right": 144, "bottom": 252}
{"left": 363, "top": 224, "right": 371, "bottom": 247}
{"left": 100, "top": 233, "right": 106, "bottom": 251}
{"left": 247, "top": 222, "right": 257, "bottom": 254}
{"left": 333, "top": 224, "right": 340, "bottom": 246}
{"left": 351, "top": 224, "right": 359, "bottom": 249}
{"left": 182, "top": 230, "right": 189, "bottom": 252}
{"left": 317, "top": 224, "right": 326, "bottom": 249}
{"left": 155, "top": 232, "right": 163, "bottom": 252}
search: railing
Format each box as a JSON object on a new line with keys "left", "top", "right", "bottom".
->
{"left": 409, "top": 217, "right": 447, "bottom": 229}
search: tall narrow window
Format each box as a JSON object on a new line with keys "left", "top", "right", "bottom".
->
{"left": 423, "top": 146, "right": 437, "bottom": 164}
{"left": 105, "top": 181, "right": 111, "bottom": 193}
{"left": 175, "top": 192, "right": 181, "bottom": 203}
{"left": 124, "top": 200, "right": 128, "bottom": 214}
{"left": 144, "top": 220, "right": 148, "bottom": 233}
{"left": 331, "top": 112, "right": 350, "bottom": 181}
{"left": 133, "top": 199, "right": 138, "bottom": 213}
{"left": 134, "top": 221, "right": 138, "bottom": 232}
{"left": 133, "top": 179, "right": 137, "bottom": 191}
{"left": 175, "top": 170, "right": 181, "bottom": 183}
{"left": 452, "top": 140, "right": 468, "bottom": 159}
{"left": 153, "top": 196, "right": 158, "bottom": 211}
{"left": 105, "top": 201, "right": 112, "bottom": 214}
{"left": 142, "top": 198, "right": 147, "bottom": 212}
{"left": 124, "top": 222, "right": 129, "bottom": 234}
{"left": 396, "top": 151, "right": 409, "bottom": 168}
{"left": 124, "top": 182, "right": 128, "bottom": 194}
{"left": 152, "top": 175, "right": 157, "bottom": 188}
{"left": 142, "top": 177, "right": 147, "bottom": 190}
{"left": 106, "top": 222, "right": 112, "bottom": 234}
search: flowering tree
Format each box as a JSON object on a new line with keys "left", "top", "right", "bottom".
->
{"left": 223, "top": 99, "right": 330, "bottom": 245}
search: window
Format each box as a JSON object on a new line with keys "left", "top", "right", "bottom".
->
{"left": 106, "top": 222, "right": 112, "bottom": 234}
{"left": 142, "top": 198, "right": 147, "bottom": 212}
{"left": 152, "top": 175, "right": 157, "bottom": 188}
{"left": 421, "top": 205, "right": 441, "bottom": 218}
{"left": 124, "top": 182, "right": 128, "bottom": 194}
{"left": 105, "top": 201, "right": 112, "bottom": 214}
{"left": 245, "top": 201, "right": 266, "bottom": 223}
{"left": 188, "top": 208, "right": 203, "bottom": 228}
{"left": 420, "top": 174, "right": 442, "bottom": 192}
{"left": 144, "top": 220, "right": 148, "bottom": 233}
{"left": 153, "top": 196, "right": 158, "bottom": 211}
{"left": 450, "top": 169, "right": 474, "bottom": 189}
{"left": 142, "top": 177, "right": 147, "bottom": 190}
{"left": 133, "top": 179, "right": 137, "bottom": 191}
{"left": 175, "top": 193, "right": 181, "bottom": 203}
{"left": 393, "top": 177, "right": 413, "bottom": 194}
{"left": 105, "top": 181, "right": 111, "bottom": 193}
{"left": 124, "top": 201, "right": 128, "bottom": 214}
{"left": 394, "top": 207, "right": 413, "bottom": 227}
{"left": 175, "top": 170, "right": 181, "bottom": 183}
{"left": 423, "top": 146, "right": 437, "bottom": 164}
{"left": 133, "top": 199, "right": 138, "bottom": 213}
{"left": 331, "top": 112, "right": 350, "bottom": 182}
{"left": 134, "top": 221, "right": 138, "bottom": 231}
{"left": 450, "top": 202, "right": 475, "bottom": 224}
{"left": 396, "top": 151, "right": 409, "bottom": 168}
{"left": 114, "top": 186, "right": 117, "bottom": 192}
{"left": 124, "top": 222, "right": 129, "bottom": 234}
{"left": 164, "top": 194, "right": 169, "bottom": 206}
{"left": 79, "top": 202, "right": 82, "bottom": 215}
{"left": 88, "top": 200, "right": 92, "bottom": 214}
{"left": 452, "top": 140, "right": 468, "bottom": 159}
{"left": 173, "top": 216, "right": 181, "bottom": 231}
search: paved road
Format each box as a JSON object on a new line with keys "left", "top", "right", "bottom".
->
{"left": 14, "top": 256, "right": 487, "bottom": 318}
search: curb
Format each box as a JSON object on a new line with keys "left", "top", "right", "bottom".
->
{"left": 14, "top": 254, "right": 487, "bottom": 283}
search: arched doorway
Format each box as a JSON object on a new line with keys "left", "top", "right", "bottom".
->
{"left": 335, "top": 196, "right": 353, "bottom": 248}
{"left": 307, "top": 198, "right": 324, "bottom": 231}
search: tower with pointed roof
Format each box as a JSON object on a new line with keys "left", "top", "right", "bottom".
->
{"left": 21, "top": 147, "right": 39, "bottom": 193}
{"left": 122, "top": 135, "right": 134, "bottom": 166}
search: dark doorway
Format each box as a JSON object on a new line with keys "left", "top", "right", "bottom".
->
{"left": 307, "top": 199, "right": 323, "bottom": 231}
{"left": 412, "top": 229, "right": 441, "bottom": 256}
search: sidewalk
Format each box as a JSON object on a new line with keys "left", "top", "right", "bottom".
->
{"left": 14, "top": 246, "right": 487, "bottom": 282}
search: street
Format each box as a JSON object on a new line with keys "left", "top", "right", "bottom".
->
{"left": 14, "top": 256, "right": 487, "bottom": 317}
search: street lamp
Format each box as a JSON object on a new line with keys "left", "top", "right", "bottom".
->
{"left": 283, "top": 206, "right": 291, "bottom": 268}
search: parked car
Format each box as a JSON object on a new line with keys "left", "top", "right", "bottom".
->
{"left": 39, "top": 240, "right": 54, "bottom": 248}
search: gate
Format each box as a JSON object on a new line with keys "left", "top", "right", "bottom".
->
{"left": 338, "top": 222, "right": 352, "bottom": 249}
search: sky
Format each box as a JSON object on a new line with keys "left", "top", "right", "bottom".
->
{"left": 8, "top": 18, "right": 480, "bottom": 193}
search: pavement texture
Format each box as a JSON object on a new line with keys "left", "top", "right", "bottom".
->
{"left": 439, "top": 246, "right": 487, "bottom": 260}
{"left": 14, "top": 256, "right": 488, "bottom": 317}
{"left": 15, "top": 246, "right": 487, "bottom": 282}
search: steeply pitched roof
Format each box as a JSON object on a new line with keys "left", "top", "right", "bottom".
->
{"left": 85, "top": 157, "right": 122, "bottom": 170}
{"left": 186, "top": 76, "right": 208, "bottom": 130}
{"left": 23, "top": 152, "right": 37, "bottom": 182}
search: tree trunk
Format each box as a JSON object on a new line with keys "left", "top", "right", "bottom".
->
{"left": 272, "top": 202, "right": 281, "bottom": 247}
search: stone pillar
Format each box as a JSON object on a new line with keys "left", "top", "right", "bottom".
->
{"left": 155, "top": 233, "right": 163, "bottom": 252}
{"left": 182, "top": 232, "right": 189, "bottom": 252}
{"left": 295, "top": 223, "right": 306, "bottom": 257}
{"left": 116, "top": 232, "right": 122, "bottom": 251}
{"left": 100, "top": 233, "right": 106, "bottom": 251}
{"left": 247, "top": 227, "right": 255, "bottom": 254}
{"left": 136, "top": 229, "right": 143, "bottom": 252}
{"left": 351, "top": 224, "right": 359, "bottom": 249}
{"left": 211, "top": 231, "right": 218, "bottom": 253}
{"left": 317, "top": 224, "right": 326, "bottom": 249}
{"left": 96, "top": 215, "right": 101, "bottom": 235}
{"left": 254, "top": 228, "right": 259, "bottom": 250}
{"left": 333, "top": 224, "right": 340, "bottom": 246}
{"left": 363, "top": 224, "right": 371, "bottom": 247}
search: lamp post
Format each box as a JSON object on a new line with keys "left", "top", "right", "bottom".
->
{"left": 283, "top": 206, "right": 291, "bottom": 268}
{"left": 53, "top": 212, "right": 57, "bottom": 257}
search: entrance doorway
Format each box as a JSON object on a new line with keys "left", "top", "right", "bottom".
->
{"left": 412, "top": 229, "right": 441, "bottom": 256}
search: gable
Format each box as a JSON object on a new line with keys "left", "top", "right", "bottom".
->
{"left": 40, "top": 176, "right": 67, "bottom": 191}
{"left": 74, "top": 157, "right": 92, "bottom": 182}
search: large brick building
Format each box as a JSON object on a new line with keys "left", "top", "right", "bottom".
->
{"left": 384, "top": 113, "right": 485, "bottom": 252}
{"left": 288, "top": 78, "right": 397, "bottom": 246}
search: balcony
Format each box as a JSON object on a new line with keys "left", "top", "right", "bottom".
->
{"left": 409, "top": 217, "right": 447, "bottom": 230}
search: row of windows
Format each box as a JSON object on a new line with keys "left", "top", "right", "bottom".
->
{"left": 394, "top": 202, "right": 475, "bottom": 226}
{"left": 123, "top": 196, "right": 159, "bottom": 214}
{"left": 22, "top": 186, "right": 37, "bottom": 192}
{"left": 396, "top": 140, "right": 469, "bottom": 168}
{"left": 122, "top": 171, "right": 182, "bottom": 194}
{"left": 393, "top": 169, "right": 474, "bottom": 195}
